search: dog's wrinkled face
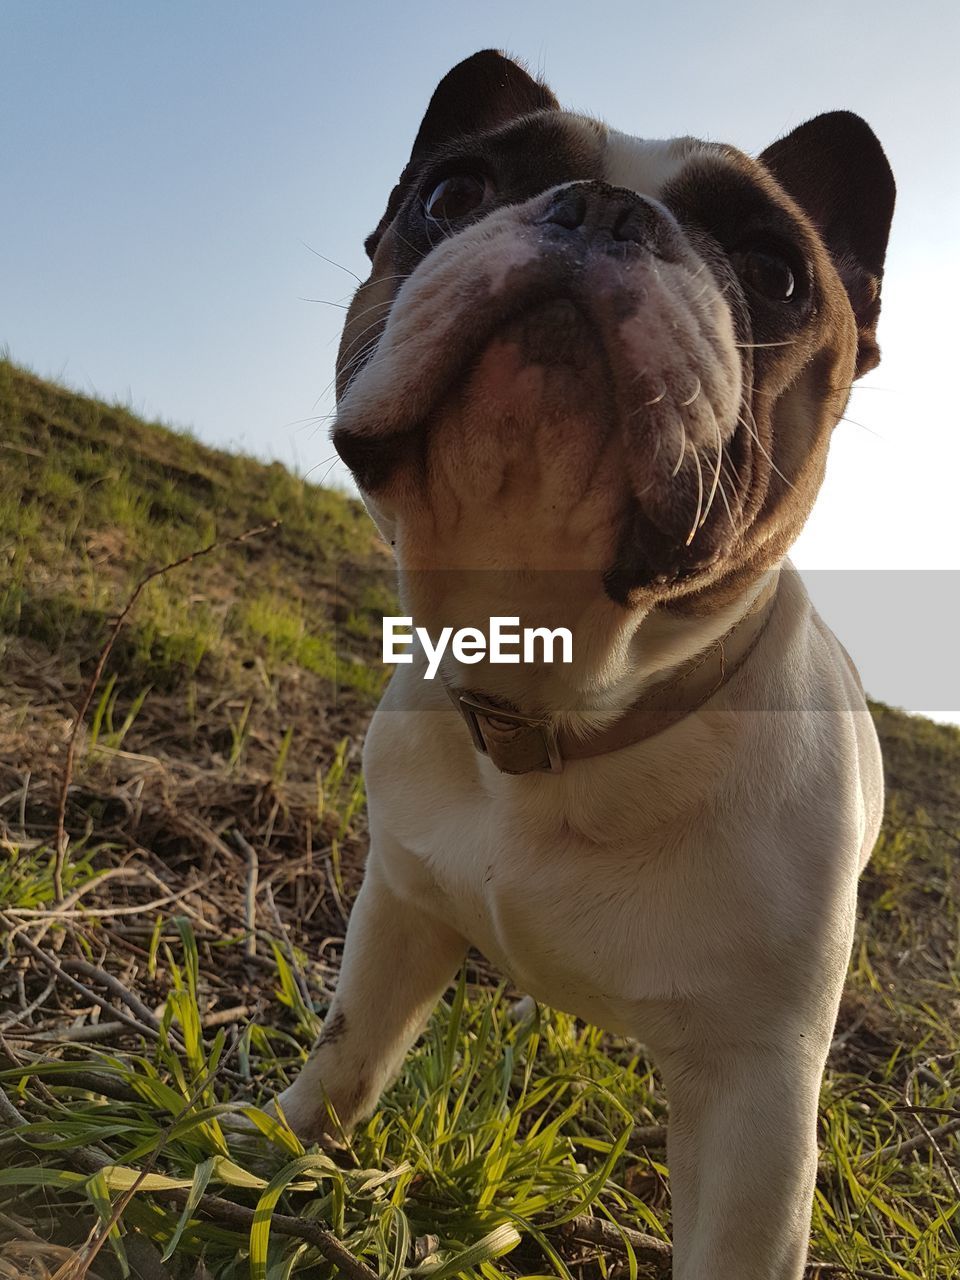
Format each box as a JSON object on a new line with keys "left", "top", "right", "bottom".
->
{"left": 332, "top": 51, "right": 894, "bottom": 610}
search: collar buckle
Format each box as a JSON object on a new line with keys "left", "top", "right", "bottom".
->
{"left": 457, "top": 694, "right": 563, "bottom": 775}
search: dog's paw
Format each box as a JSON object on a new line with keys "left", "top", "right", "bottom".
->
{"left": 509, "top": 994, "right": 539, "bottom": 1023}
{"left": 272, "top": 1083, "right": 354, "bottom": 1149}
{"left": 215, "top": 1107, "right": 292, "bottom": 1177}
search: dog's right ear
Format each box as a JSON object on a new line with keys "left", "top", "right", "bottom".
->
{"left": 364, "top": 50, "right": 559, "bottom": 260}
{"left": 760, "top": 112, "right": 895, "bottom": 377}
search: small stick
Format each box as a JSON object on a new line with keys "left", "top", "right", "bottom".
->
{"left": 233, "top": 830, "right": 260, "bottom": 959}
{"left": 628, "top": 1123, "right": 668, "bottom": 1150}
{"left": 154, "top": 1188, "right": 379, "bottom": 1280}
{"left": 0, "top": 1080, "right": 26, "bottom": 1128}
{"left": 2, "top": 1032, "right": 377, "bottom": 1280}
{"left": 0, "top": 1209, "right": 48, "bottom": 1245}
{"left": 18, "top": 1005, "right": 250, "bottom": 1044}
{"left": 264, "top": 882, "right": 315, "bottom": 1017}
{"left": 202, "top": 1004, "right": 252, "bottom": 1028}
{"left": 18, "top": 769, "right": 30, "bottom": 834}
{"left": 0, "top": 975, "right": 57, "bottom": 1032}
{"left": 53, "top": 519, "right": 280, "bottom": 900}
{"left": 3, "top": 920, "right": 158, "bottom": 1042}
{"left": 872, "top": 1055, "right": 960, "bottom": 1168}
{"left": 0, "top": 1067, "right": 141, "bottom": 1104}
{"left": 804, "top": 1267, "right": 898, "bottom": 1279}
{"left": 907, "top": 1114, "right": 960, "bottom": 1201}
{"left": 60, "top": 957, "right": 162, "bottom": 1032}
{"left": 873, "top": 1117, "right": 960, "bottom": 1162}
{"left": 556, "top": 1215, "right": 671, "bottom": 1271}
{"left": 556, "top": 1215, "right": 893, "bottom": 1280}
{"left": 9, "top": 1020, "right": 129, "bottom": 1043}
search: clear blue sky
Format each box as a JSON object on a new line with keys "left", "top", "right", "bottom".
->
{"left": 3, "top": 1, "right": 959, "bottom": 710}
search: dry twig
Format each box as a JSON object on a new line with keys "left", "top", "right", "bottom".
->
{"left": 233, "top": 828, "right": 260, "bottom": 959}
{"left": 0, "top": 1074, "right": 377, "bottom": 1280}
{"left": 555, "top": 1214, "right": 672, "bottom": 1271}
{"left": 53, "top": 520, "right": 281, "bottom": 899}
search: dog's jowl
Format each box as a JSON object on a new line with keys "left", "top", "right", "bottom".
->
{"left": 279, "top": 50, "right": 895, "bottom": 1279}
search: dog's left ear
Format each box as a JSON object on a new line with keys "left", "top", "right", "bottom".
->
{"left": 364, "top": 50, "right": 559, "bottom": 259}
{"left": 760, "top": 112, "right": 895, "bottom": 376}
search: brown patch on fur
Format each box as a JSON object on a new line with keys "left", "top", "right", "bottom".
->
{"left": 363, "top": 50, "right": 559, "bottom": 261}
{"left": 346, "top": 1059, "right": 369, "bottom": 1118}
{"left": 337, "top": 109, "right": 603, "bottom": 402}
{"left": 309, "top": 1008, "right": 347, "bottom": 1058}
{"left": 760, "top": 112, "right": 895, "bottom": 377}
{"left": 606, "top": 143, "right": 868, "bottom": 609}
{"left": 335, "top": 54, "right": 894, "bottom": 607}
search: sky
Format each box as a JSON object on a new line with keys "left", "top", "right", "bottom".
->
{"left": 2, "top": 1, "right": 959, "bottom": 714}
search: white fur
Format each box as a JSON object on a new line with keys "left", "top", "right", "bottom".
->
{"left": 278, "top": 123, "right": 884, "bottom": 1280}
{"left": 279, "top": 563, "right": 882, "bottom": 1279}
{"left": 602, "top": 129, "right": 697, "bottom": 197}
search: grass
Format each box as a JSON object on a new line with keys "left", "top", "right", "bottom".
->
{"left": 0, "top": 356, "right": 387, "bottom": 698}
{"left": 1, "top": 360, "right": 958, "bottom": 1278}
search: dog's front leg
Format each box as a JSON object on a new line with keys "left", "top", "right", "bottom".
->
{"left": 659, "top": 1028, "right": 829, "bottom": 1280}
{"left": 277, "top": 857, "right": 467, "bottom": 1140}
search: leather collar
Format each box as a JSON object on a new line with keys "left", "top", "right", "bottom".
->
{"left": 445, "top": 581, "right": 779, "bottom": 775}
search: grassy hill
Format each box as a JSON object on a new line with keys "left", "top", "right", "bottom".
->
{"left": 0, "top": 359, "right": 958, "bottom": 1279}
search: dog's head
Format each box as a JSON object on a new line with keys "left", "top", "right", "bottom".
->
{"left": 332, "top": 50, "right": 894, "bottom": 611}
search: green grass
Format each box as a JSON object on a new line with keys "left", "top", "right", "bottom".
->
{"left": 0, "top": 815, "right": 957, "bottom": 1279}
{"left": 0, "top": 868, "right": 663, "bottom": 1279}
{"left": 1, "top": 362, "right": 958, "bottom": 1278}
{"left": 0, "top": 356, "right": 387, "bottom": 698}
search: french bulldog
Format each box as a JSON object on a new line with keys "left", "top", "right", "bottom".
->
{"left": 278, "top": 50, "right": 895, "bottom": 1279}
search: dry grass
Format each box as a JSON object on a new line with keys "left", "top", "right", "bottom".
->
{"left": 0, "top": 361, "right": 958, "bottom": 1278}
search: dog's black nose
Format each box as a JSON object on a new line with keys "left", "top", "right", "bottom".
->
{"left": 537, "top": 182, "right": 682, "bottom": 260}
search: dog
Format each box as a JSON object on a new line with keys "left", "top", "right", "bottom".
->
{"left": 277, "top": 51, "right": 894, "bottom": 1278}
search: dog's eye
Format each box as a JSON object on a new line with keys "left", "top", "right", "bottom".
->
{"left": 423, "top": 174, "right": 490, "bottom": 223}
{"left": 732, "top": 248, "right": 797, "bottom": 302}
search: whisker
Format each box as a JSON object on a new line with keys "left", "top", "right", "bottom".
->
{"left": 338, "top": 306, "right": 468, "bottom": 398}
{"left": 299, "top": 242, "right": 364, "bottom": 284}
{"left": 339, "top": 338, "right": 385, "bottom": 395}
{"left": 698, "top": 418, "right": 724, "bottom": 529}
{"left": 680, "top": 377, "right": 701, "bottom": 407}
{"left": 839, "top": 415, "right": 883, "bottom": 438}
{"left": 721, "top": 462, "right": 743, "bottom": 503}
{"left": 285, "top": 411, "right": 338, "bottom": 431}
{"left": 331, "top": 280, "right": 412, "bottom": 362}
{"left": 312, "top": 454, "right": 347, "bottom": 488}
{"left": 311, "top": 376, "right": 339, "bottom": 412}
{"left": 301, "top": 452, "right": 341, "bottom": 482}
{"left": 339, "top": 304, "right": 395, "bottom": 365}
{"left": 649, "top": 431, "right": 662, "bottom": 469}
{"left": 685, "top": 445, "right": 705, "bottom": 546}
{"left": 337, "top": 305, "right": 410, "bottom": 376}
{"left": 691, "top": 276, "right": 737, "bottom": 306}
{"left": 341, "top": 294, "right": 396, "bottom": 329}
{"left": 684, "top": 262, "right": 710, "bottom": 303}
{"left": 721, "top": 450, "right": 745, "bottom": 486}
{"left": 715, "top": 475, "right": 738, "bottom": 535}
{"left": 734, "top": 339, "right": 797, "bottom": 349}
{"left": 390, "top": 229, "right": 424, "bottom": 259}
{"left": 671, "top": 421, "right": 687, "bottom": 478}
{"left": 737, "top": 411, "right": 795, "bottom": 490}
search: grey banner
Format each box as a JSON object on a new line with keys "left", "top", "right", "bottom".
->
{"left": 330, "top": 565, "right": 960, "bottom": 719}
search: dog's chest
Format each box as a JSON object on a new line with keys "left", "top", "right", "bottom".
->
{"left": 363, "top": 698, "right": 784, "bottom": 1034}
